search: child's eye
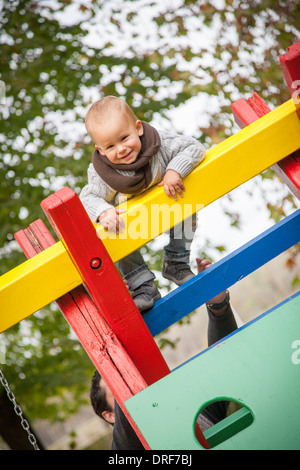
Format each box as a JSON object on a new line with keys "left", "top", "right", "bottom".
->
{"left": 107, "top": 144, "right": 114, "bottom": 150}
{"left": 121, "top": 135, "right": 128, "bottom": 141}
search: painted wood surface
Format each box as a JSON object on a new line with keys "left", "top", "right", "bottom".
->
{"left": 143, "top": 208, "right": 300, "bottom": 337}
{"left": 1, "top": 98, "right": 300, "bottom": 333}
{"left": 40, "top": 187, "right": 171, "bottom": 387}
{"left": 232, "top": 44, "right": 300, "bottom": 197}
{"left": 232, "top": 91, "right": 300, "bottom": 199}
{"left": 15, "top": 193, "right": 209, "bottom": 449}
{"left": 0, "top": 240, "right": 82, "bottom": 333}
{"left": 125, "top": 291, "right": 300, "bottom": 450}
{"left": 279, "top": 40, "right": 300, "bottom": 120}
{"left": 15, "top": 219, "right": 151, "bottom": 449}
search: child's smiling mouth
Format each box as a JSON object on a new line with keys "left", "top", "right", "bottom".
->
{"left": 121, "top": 150, "right": 134, "bottom": 161}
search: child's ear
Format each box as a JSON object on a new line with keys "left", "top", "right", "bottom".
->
{"left": 136, "top": 120, "right": 144, "bottom": 136}
{"left": 95, "top": 144, "right": 103, "bottom": 153}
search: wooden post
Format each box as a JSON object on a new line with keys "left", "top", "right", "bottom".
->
{"left": 40, "top": 187, "right": 171, "bottom": 386}
{"left": 16, "top": 208, "right": 210, "bottom": 450}
{"left": 279, "top": 41, "right": 300, "bottom": 120}
{"left": 231, "top": 42, "right": 300, "bottom": 199}
{"left": 39, "top": 188, "right": 210, "bottom": 449}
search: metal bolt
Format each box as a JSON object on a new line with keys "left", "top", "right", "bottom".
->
{"left": 90, "top": 257, "right": 102, "bottom": 269}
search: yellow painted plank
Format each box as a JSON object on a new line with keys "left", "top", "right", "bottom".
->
{"left": 0, "top": 98, "right": 300, "bottom": 333}
{"left": 98, "top": 98, "right": 300, "bottom": 260}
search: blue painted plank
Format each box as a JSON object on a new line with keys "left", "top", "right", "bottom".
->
{"left": 144, "top": 209, "right": 300, "bottom": 337}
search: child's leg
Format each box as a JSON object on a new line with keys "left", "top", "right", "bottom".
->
{"left": 117, "top": 251, "right": 161, "bottom": 312}
{"left": 164, "top": 213, "right": 196, "bottom": 261}
{"left": 117, "top": 250, "right": 155, "bottom": 290}
{"left": 162, "top": 213, "right": 196, "bottom": 285}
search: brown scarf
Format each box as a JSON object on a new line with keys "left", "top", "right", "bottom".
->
{"left": 92, "top": 121, "right": 161, "bottom": 195}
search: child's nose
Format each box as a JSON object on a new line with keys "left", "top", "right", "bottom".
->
{"left": 117, "top": 143, "right": 126, "bottom": 153}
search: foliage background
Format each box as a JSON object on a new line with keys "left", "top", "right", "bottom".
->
{"left": 0, "top": 0, "right": 299, "bottom": 430}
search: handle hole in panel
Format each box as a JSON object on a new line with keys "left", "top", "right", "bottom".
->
{"left": 195, "top": 398, "right": 254, "bottom": 448}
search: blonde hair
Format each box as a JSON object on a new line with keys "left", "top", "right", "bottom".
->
{"left": 85, "top": 96, "right": 138, "bottom": 143}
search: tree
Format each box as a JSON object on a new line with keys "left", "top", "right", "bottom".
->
{"left": 0, "top": 0, "right": 299, "bottom": 449}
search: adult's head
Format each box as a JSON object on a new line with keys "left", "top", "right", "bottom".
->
{"left": 90, "top": 370, "right": 115, "bottom": 424}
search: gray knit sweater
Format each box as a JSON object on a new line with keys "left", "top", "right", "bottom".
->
{"left": 80, "top": 129, "right": 206, "bottom": 223}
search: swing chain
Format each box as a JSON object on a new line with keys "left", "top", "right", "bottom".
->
{"left": 0, "top": 367, "right": 40, "bottom": 450}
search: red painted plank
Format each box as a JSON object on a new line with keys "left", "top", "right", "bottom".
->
{"left": 279, "top": 41, "right": 300, "bottom": 117}
{"left": 275, "top": 153, "right": 300, "bottom": 200}
{"left": 231, "top": 98, "right": 259, "bottom": 129}
{"left": 294, "top": 153, "right": 300, "bottom": 165}
{"left": 231, "top": 91, "right": 300, "bottom": 199}
{"left": 15, "top": 222, "right": 47, "bottom": 258}
{"left": 16, "top": 215, "right": 210, "bottom": 450}
{"left": 231, "top": 93, "right": 271, "bottom": 129}
{"left": 15, "top": 220, "right": 150, "bottom": 449}
{"left": 40, "top": 188, "right": 171, "bottom": 385}
{"left": 41, "top": 189, "right": 210, "bottom": 449}
{"left": 247, "top": 92, "right": 271, "bottom": 118}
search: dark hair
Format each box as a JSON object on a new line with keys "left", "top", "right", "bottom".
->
{"left": 90, "top": 370, "right": 113, "bottom": 423}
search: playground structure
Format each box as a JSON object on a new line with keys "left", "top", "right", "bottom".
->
{"left": 0, "top": 41, "right": 300, "bottom": 450}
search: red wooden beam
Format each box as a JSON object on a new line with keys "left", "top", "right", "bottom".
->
{"left": 15, "top": 219, "right": 151, "bottom": 449}
{"left": 40, "top": 187, "right": 171, "bottom": 386}
{"left": 16, "top": 214, "right": 210, "bottom": 450}
{"left": 232, "top": 92, "right": 300, "bottom": 200}
{"left": 231, "top": 97, "right": 259, "bottom": 128}
{"left": 279, "top": 41, "right": 300, "bottom": 120}
{"left": 39, "top": 189, "right": 210, "bottom": 449}
{"left": 231, "top": 92, "right": 271, "bottom": 129}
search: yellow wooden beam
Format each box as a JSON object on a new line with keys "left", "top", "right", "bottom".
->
{"left": 104, "top": 98, "right": 300, "bottom": 261}
{"left": 0, "top": 98, "right": 300, "bottom": 333}
{"left": 0, "top": 242, "right": 82, "bottom": 333}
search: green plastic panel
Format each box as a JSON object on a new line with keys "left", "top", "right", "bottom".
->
{"left": 125, "top": 292, "right": 300, "bottom": 450}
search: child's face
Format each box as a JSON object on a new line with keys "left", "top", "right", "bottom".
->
{"left": 94, "top": 113, "right": 143, "bottom": 165}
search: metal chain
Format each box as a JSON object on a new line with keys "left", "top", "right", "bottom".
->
{"left": 0, "top": 367, "right": 40, "bottom": 450}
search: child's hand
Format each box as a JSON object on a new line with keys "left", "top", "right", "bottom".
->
{"left": 98, "top": 208, "right": 126, "bottom": 233}
{"left": 158, "top": 169, "right": 185, "bottom": 200}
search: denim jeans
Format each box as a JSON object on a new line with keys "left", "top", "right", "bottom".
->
{"left": 116, "top": 214, "right": 197, "bottom": 290}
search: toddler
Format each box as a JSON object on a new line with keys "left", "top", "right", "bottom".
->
{"left": 80, "top": 96, "right": 206, "bottom": 312}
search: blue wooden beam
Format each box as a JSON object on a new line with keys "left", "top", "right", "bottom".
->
{"left": 144, "top": 209, "right": 300, "bottom": 337}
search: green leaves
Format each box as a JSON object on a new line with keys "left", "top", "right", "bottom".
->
{"left": 1, "top": 0, "right": 299, "bottom": 424}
